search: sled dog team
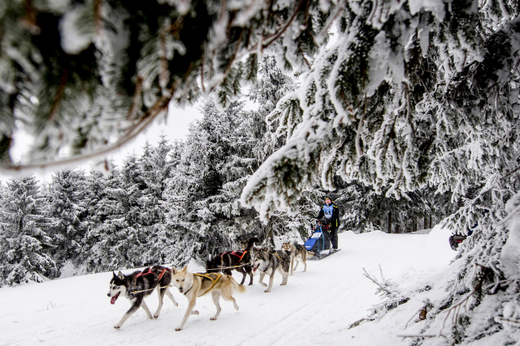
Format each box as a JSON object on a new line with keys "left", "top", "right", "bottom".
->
{"left": 107, "top": 237, "right": 309, "bottom": 330}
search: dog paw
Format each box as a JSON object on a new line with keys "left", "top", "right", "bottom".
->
{"left": 114, "top": 325, "right": 121, "bottom": 329}
{"left": 210, "top": 317, "right": 217, "bottom": 321}
{"left": 175, "top": 327, "right": 182, "bottom": 332}
{"left": 264, "top": 289, "right": 271, "bottom": 293}
{"left": 174, "top": 302, "right": 179, "bottom": 307}
{"left": 191, "top": 310, "right": 199, "bottom": 315}
{"left": 260, "top": 282, "right": 267, "bottom": 287}
{"left": 153, "top": 314, "right": 159, "bottom": 319}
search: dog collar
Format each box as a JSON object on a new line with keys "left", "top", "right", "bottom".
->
{"left": 182, "top": 282, "right": 194, "bottom": 296}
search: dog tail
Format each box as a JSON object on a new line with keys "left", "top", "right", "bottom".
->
{"left": 230, "top": 276, "right": 247, "bottom": 293}
{"left": 246, "top": 236, "right": 260, "bottom": 251}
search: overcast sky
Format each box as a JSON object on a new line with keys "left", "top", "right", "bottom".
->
{"left": 3, "top": 104, "right": 203, "bottom": 182}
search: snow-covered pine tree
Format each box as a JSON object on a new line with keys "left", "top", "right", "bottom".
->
{"left": 163, "top": 101, "right": 250, "bottom": 261}
{"left": 240, "top": 1, "right": 520, "bottom": 344}
{"left": 46, "top": 169, "right": 90, "bottom": 271}
{"left": 162, "top": 56, "right": 317, "bottom": 258}
{"left": 246, "top": 56, "right": 321, "bottom": 245}
{"left": 129, "top": 137, "right": 176, "bottom": 264}
{"left": 80, "top": 164, "right": 140, "bottom": 271}
{"left": 0, "top": 176, "right": 56, "bottom": 286}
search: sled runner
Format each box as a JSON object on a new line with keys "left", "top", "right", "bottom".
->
{"left": 305, "top": 222, "right": 332, "bottom": 259}
{"left": 308, "top": 248, "right": 341, "bottom": 260}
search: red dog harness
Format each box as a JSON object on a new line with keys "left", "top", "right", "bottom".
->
{"left": 135, "top": 267, "right": 168, "bottom": 280}
{"left": 221, "top": 250, "right": 247, "bottom": 263}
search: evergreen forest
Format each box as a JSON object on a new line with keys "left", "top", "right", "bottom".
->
{"left": 1, "top": 0, "right": 519, "bottom": 344}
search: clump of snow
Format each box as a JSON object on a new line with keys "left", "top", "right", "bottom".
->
{"left": 59, "top": 6, "right": 94, "bottom": 55}
{"left": 500, "top": 192, "right": 520, "bottom": 278}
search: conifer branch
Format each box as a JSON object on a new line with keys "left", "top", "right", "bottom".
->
{"left": 208, "top": 28, "right": 245, "bottom": 94}
{"left": 126, "top": 76, "right": 143, "bottom": 120}
{"left": 94, "top": 0, "right": 103, "bottom": 37}
{"left": 21, "top": 0, "right": 40, "bottom": 34}
{"left": 355, "top": 92, "right": 368, "bottom": 157}
{"left": 48, "top": 69, "right": 69, "bottom": 121}
{"left": 397, "top": 334, "right": 448, "bottom": 340}
{"left": 298, "top": 44, "right": 311, "bottom": 70}
{"left": 2, "top": 79, "right": 179, "bottom": 174}
{"left": 316, "top": 0, "right": 347, "bottom": 42}
{"left": 496, "top": 317, "right": 520, "bottom": 326}
{"left": 159, "top": 30, "right": 169, "bottom": 93}
{"left": 262, "top": 0, "right": 307, "bottom": 48}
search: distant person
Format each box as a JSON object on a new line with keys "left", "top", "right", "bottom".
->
{"left": 316, "top": 196, "right": 340, "bottom": 253}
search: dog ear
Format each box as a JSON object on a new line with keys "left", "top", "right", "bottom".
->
{"left": 117, "top": 271, "right": 125, "bottom": 280}
{"left": 181, "top": 265, "right": 188, "bottom": 273}
{"left": 170, "top": 266, "right": 177, "bottom": 274}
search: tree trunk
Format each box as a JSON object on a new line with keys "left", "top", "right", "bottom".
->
{"left": 264, "top": 218, "right": 275, "bottom": 247}
{"left": 388, "top": 211, "right": 392, "bottom": 234}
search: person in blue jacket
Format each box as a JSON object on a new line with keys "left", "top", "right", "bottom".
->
{"left": 316, "top": 196, "right": 340, "bottom": 253}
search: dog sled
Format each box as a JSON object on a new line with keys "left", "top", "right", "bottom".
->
{"left": 305, "top": 221, "right": 337, "bottom": 260}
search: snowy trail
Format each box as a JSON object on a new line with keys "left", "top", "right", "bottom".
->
{"left": 0, "top": 228, "right": 455, "bottom": 346}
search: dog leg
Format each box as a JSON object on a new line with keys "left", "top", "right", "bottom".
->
{"left": 210, "top": 290, "right": 222, "bottom": 321}
{"left": 245, "top": 266, "right": 254, "bottom": 286}
{"left": 165, "top": 288, "right": 178, "bottom": 307}
{"left": 114, "top": 300, "right": 141, "bottom": 329}
{"left": 265, "top": 273, "right": 275, "bottom": 293}
{"left": 221, "top": 288, "right": 240, "bottom": 311}
{"left": 237, "top": 267, "right": 247, "bottom": 286}
{"left": 293, "top": 259, "right": 299, "bottom": 273}
{"left": 258, "top": 272, "right": 267, "bottom": 287}
{"left": 154, "top": 288, "right": 165, "bottom": 318}
{"left": 278, "top": 267, "right": 289, "bottom": 286}
{"left": 140, "top": 299, "right": 153, "bottom": 319}
{"left": 175, "top": 298, "right": 197, "bottom": 331}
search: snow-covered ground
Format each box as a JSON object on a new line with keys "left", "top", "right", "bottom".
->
{"left": 0, "top": 226, "right": 456, "bottom": 346}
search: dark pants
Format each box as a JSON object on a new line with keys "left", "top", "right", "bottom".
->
{"left": 329, "top": 226, "right": 338, "bottom": 249}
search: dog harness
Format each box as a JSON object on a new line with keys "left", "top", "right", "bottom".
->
{"left": 183, "top": 273, "right": 223, "bottom": 297}
{"left": 221, "top": 250, "right": 248, "bottom": 263}
{"left": 135, "top": 267, "right": 153, "bottom": 279}
{"left": 271, "top": 251, "right": 283, "bottom": 261}
{"left": 134, "top": 267, "right": 168, "bottom": 280}
{"left": 130, "top": 267, "right": 170, "bottom": 294}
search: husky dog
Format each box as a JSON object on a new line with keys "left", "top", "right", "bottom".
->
{"left": 170, "top": 265, "right": 246, "bottom": 331}
{"left": 107, "top": 265, "right": 178, "bottom": 329}
{"left": 206, "top": 237, "right": 259, "bottom": 286}
{"left": 281, "top": 242, "right": 308, "bottom": 275}
{"left": 251, "top": 248, "right": 291, "bottom": 293}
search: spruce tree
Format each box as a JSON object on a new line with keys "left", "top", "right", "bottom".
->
{"left": 47, "top": 169, "right": 89, "bottom": 269}
{"left": 0, "top": 176, "right": 56, "bottom": 285}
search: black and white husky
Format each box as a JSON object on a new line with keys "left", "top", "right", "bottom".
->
{"left": 251, "top": 248, "right": 291, "bottom": 293}
{"left": 107, "top": 265, "right": 178, "bottom": 329}
{"left": 206, "top": 236, "right": 259, "bottom": 286}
